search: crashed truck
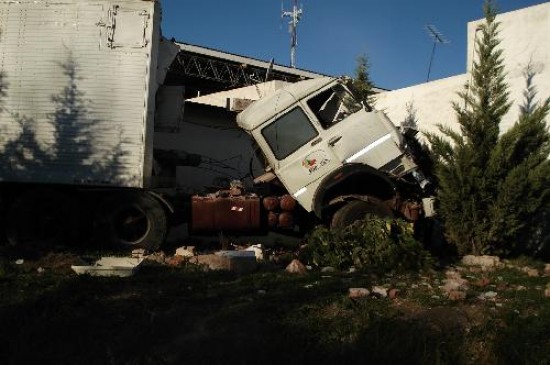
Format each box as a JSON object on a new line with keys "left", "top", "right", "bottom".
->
{"left": 236, "top": 77, "right": 434, "bottom": 229}
{"left": 0, "top": 0, "right": 434, "bottom": 251}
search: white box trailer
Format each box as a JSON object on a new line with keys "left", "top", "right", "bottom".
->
{"left": 0, "top": 0, "right": 174, "bottom": 249}
{"left": 0, "top": 0, "right": 161, "bottom": 188}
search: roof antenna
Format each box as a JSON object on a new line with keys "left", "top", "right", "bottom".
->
{"left": 281, "top": 0, "right": 303, "bottom": 68}
{"left": 425, "top": 25, "right": 450, "bottom": 82}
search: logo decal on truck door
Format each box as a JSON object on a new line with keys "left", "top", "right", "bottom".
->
{"left": 302, "top": 151, "right": 330, "bottom": 175}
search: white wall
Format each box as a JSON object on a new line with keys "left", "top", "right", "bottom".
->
{"left": 377, "top": 2, "right": 550, "bottom": 139}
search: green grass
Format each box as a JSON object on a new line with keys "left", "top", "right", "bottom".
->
{"left": 0, "top": 254, "right": 549, "bottom": 364}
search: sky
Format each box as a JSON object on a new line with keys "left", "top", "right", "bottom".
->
{"left": 161, "top": 0, "right": 548, "bottom": 90}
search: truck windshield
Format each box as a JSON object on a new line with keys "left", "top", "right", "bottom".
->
{"left": 261, "top": 107, "right": 318, "bottom": 160}
{"left": 307, "top": 84, "right": 362, "bottom": 129}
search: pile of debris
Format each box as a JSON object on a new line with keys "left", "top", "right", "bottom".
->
{"left": 132, "top": 244, "right": 265, "bottom": 274}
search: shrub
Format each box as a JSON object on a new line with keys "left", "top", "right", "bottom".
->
{"left": 426, "top": 1, "right": 550, "bottom": 257}
{"left": 304, "top": 217, "right": 433, "bottom": 273}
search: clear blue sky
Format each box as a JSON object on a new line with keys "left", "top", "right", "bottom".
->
{"left": 161, "top": 0, "right": 548, "bottom": 90}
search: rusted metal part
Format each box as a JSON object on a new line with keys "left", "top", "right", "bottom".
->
{"left": 191, "top": 194, "right": 261, "bottom": 232}
{"left": 400, "top": 200, "right": 422, "bottom": 221}
{"left": 278, "top": 212, "right": 294, "bottom": 228}
{"left": 267, "top": 211, "right": 278, "bottom": 228}
{"left": 263, "top": 196, "right": 279, "bottom": 211}
{"left": 280, "top": 194, "right": 297, "bottom": 211}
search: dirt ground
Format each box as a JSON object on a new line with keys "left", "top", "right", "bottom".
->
{"left": 0, "top": 246, "right": 549, "bottom": 364}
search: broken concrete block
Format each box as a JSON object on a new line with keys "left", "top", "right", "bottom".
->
{"left": 388, "top": 288, "right": 400, "bottom": 299}
{"left": 461, "top": 255, "right": 501, "bottom": 268}
{"left": 175, "top": 246, "right": 196, "bottom": 257}
{"left": 285, "top": 259, "right": 307, "bottom": 274}
{"left": 131, "top": 249, "right": 147, "bottom": 259}
{"left": 143, "top": 252, "right": 166, "bottom": 265}
{"left": 521, "top": 266, "right": 539, "bottom": 277}
{"left": 245, "top": 244, "right": 264, "bottom": 261}
{"left": 478, "top": 291, "right": 498, "bottom": 300}
{"left": 191, "top": 251, "right": 257, "bottom": 273}
{"left": 372, "top": 286, "right": 388, "bottom": 298}
{"left": 349, "top": 288, "right": 370, "bottom": 299}
{"left": 441, "top": 270, "right": 469, "bottom": 294}
{"left": 166, "top": 255, "right": 186, "bottom": 267}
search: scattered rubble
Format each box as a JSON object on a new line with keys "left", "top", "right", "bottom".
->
{"left": 286, "top": 259, "right": 307, "bottom": 274}
{"left": 388, "top": 288, "right": 400, "bottom": 299}
{"left": 71, "top": 257, "right": 143, "bottom": 277}
{"left": 521, "top": 266, "right": 540, "bottom": 277}
{"left": 441, "top": 270, "right": 469, "bottom": 295}
{"left": 448, "top": 290, "right": 467, "bottom": 301}
{"left": 349, "top": 288, "right": 370, "bottom": 299}
{"left": 190, "top": 251, "right": 257, "bottom": 273}
{"left": 175, "top": 246, "right": 196, "bottom": 258}
{"left": 478, "top": 291, "right": 498, "bottom": 300}
{"left": 244, "top": 244, "right": 264, "bottom": 261}
{"left": 473, "top": 277, "right": 491, "bottom": 288}
{"left": 131, "top": 249, "right": 147, "bottom": 259}
{"left": 166, "top": 255, "right": 187, "bottom": 267}
{"left": 372, "top": 286, "right": 388, "bottom": 298}
{"left": 143, "top": 251, "right": 167, "bottom": 265}
{"left": 461, "top": 255, "right": 501, "bottom": 269}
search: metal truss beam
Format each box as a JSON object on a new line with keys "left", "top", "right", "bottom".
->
{"left": 171, "top": 52, "right": 303, "bottom": 87}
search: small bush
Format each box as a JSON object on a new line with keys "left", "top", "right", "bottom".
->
{"left": 304, "top": 217, "right": 433, "bottom": 273}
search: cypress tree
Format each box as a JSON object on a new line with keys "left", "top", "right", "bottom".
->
{"left": 352, "top": 53, "right": 376, "bottom": 108}
{"left": 427, "top": 0, "right": 550, "bottom": 256}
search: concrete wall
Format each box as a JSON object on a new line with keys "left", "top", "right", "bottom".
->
{"left": 376, "top": 2, "right": 550, "bottom": 139}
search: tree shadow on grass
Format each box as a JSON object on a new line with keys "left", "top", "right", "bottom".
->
{"left": 0, "top": 267, "right": 471, "bottom": 364}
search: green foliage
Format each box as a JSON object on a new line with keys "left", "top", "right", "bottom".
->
{"left": 351, "top": 53, "right": 376, "bottom": 108}
{"left": 304, "top": 217, "right": 433, "bottom": 272}
{"left": 426, "top": 0, "right": 550, "bottom": 257}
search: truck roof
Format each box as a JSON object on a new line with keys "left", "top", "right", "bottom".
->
{"left": 236, "top": 77, "right": 335, "bottom": 131}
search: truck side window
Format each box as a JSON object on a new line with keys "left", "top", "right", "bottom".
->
{"left": 307, "top": 85, "right": 362, "bottom": 129}
{"left": 262, "top": 107, "right": 318, "bottom": 160}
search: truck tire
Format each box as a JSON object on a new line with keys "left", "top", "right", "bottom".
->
{"left": 331, "top": 198, "right": 393, "bottom": 229}
{"left": 6, "top": 190, "right": 80, "bottom": 247}
{"left": 94, "top": 191, "right": 167, "bottom": 251}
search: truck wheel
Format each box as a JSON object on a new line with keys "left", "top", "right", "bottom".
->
{"left": 331, "top": 198, "right": 393, "bottom": 229}
{"left": 6, "top": 190, "right": 79, "bottom": 247}
{"left": 94, "top": 192, "right": 167, "bottom": 251}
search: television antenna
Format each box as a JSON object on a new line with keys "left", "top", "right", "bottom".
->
{"left": 425, "top": 25, "right": 450, "bottom": 82}
{"left": 281, "top": 0, "right": 303, "bottom": 68}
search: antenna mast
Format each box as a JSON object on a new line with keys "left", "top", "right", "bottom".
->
{"left": 282, "top": 0, "right": 303, "bottom": 68}
{"left": 425, "top": 25, "right": 449, "bottom": 82}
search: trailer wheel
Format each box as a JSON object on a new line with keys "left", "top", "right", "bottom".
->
{"left": 94, "top": 192, "right": 167, "bottom": 250}
{"left": 331, "top": 198, "right": 393, "bottom": 229}
{"left": 6, "top": 190, "right": 80, "bottom": 247}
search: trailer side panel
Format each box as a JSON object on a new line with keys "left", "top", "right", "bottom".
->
{"left": 0, "top": 0, "right": 159, "bottom": 188}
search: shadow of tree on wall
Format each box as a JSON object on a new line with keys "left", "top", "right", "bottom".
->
{"left": 0, "top": 53, "right": 127, "bottom": 184}
{"left": 0, "top": 71, "right": 6, "bottom": 111}
{"left": 0, "top": 53, "right": 129, "bottom": 247}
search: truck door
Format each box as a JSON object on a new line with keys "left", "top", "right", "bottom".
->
{"left": 259, "top": 106, "right": 342, "bottom": 202}
{"left": 305, "top": 84, "right": 403, "bottom": 170}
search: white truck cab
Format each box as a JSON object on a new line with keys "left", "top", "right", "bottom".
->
{"left": 237, "top": 77, "right": 431, "bottom": 227}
